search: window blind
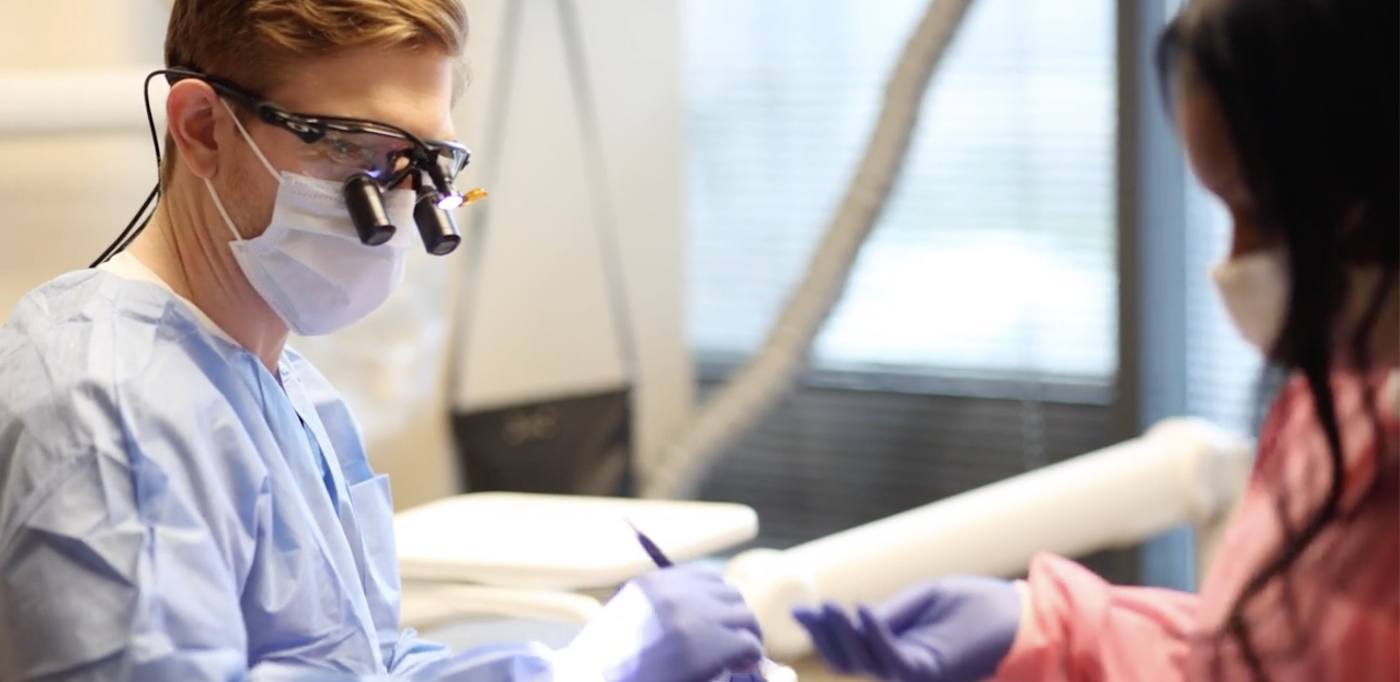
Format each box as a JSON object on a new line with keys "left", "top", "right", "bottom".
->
{"left": 681, "top": 2, "right": 1139, "bottom": 584}
{"left": 683, "top": 0, "right": 1118, "bottom": 381}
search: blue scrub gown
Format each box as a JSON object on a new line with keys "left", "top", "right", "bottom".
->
{"left": 0, "top": 261, "right": 589, "bottom": 681}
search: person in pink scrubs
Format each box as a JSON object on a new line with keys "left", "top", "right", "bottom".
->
{"left": 793, "top": 0, "right": 1398, "bottom": 680}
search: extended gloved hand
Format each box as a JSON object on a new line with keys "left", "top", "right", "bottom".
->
{"left": 792, "top": 576, "right": 1021, "bottom": 682}
{"left": 561, "top": 565, "right": 764, "bottom": 682}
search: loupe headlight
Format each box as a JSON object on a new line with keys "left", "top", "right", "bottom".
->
{"left": 425, "top": 162, "right": 464, "bottom": 210}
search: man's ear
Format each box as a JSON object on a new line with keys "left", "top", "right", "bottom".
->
{"left": 166, "top": 80, "right": 222, "bottom": 180}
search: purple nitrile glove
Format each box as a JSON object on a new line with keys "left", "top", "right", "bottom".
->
{"left": 792, "top": 576, "right": 1021, "bottom": 682}
{"left": 562, "top": 565, "right": 765, "bottom": 682}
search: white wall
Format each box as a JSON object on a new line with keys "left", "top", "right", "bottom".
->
{"left": 0, "top": 0, "right": 691, "bottom": 509}
{"left": 450, "top": 0, "right": 691, "bottom": 479}
{"left": 0, "top": 1, "right": 167, "bottom": 308}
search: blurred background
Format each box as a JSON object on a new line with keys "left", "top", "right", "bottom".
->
{"left": 0, "top": 0, "right": 1261, "bottom": 592}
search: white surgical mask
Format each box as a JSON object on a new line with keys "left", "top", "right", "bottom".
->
{"left": 204, "top": 99, "right": 415, "bottom": 336}
{"left": 1210, "top": 246, "right": 1289, "bottom": 352}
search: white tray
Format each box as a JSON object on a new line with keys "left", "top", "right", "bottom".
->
{"left": 395, "top": 492, "right": 759, "bottom": 589}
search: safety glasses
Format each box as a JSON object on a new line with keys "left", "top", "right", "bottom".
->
{"left": 171, "top": 68, "right": 475, "bottom": 254}
{"left": 92, "top": 68, "right": 484, "bottom": 268}
{"left": 222, "top": 89, "right": 475, "bottom": 208}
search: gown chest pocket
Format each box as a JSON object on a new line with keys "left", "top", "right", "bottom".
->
{"left": 345, "top": 474, "right": 403, "bottom": 631}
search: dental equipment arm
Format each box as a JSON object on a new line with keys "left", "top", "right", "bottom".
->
{"left": 725, "top": 418, "right": 1252, "bottom": 659}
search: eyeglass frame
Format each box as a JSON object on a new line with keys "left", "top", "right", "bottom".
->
{"left": 155, "top": 67, "right": 471, "bottom": 202}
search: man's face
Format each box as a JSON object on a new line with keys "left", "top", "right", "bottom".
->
{"left": 217, "top": 46, "right": 458, "bottom": 241}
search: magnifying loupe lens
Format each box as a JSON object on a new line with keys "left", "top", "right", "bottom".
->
{"left": 343, "top": 174, "right": 396, "bottom": 246}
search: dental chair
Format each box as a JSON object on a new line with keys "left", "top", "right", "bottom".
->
{"left": 394, "top": 417, "right": 1251, "bottom": 662}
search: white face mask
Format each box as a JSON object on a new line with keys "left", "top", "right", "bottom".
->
{"left": 204, "top": 99, "right": 416, "bottom": 336}
{"left": 1210, "top": 246, "right": 1290, "bottom": 352}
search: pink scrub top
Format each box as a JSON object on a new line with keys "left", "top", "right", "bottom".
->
{"left": 996, "top": 370, "right": 1399, "bottom": 681}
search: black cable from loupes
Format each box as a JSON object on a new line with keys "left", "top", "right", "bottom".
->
{"left": 91, "top": 71, "right": 171, "bottom": 268}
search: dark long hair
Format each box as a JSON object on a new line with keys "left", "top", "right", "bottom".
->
{"left": 1156, "top": 0, "right": 1398, "bottom": 678}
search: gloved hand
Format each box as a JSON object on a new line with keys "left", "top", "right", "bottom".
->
{"left": 792, "top": 576, "right": 1021, "bottom": 682}
{"left": 560, "top": 565, "right": 764, "bottom": 682}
